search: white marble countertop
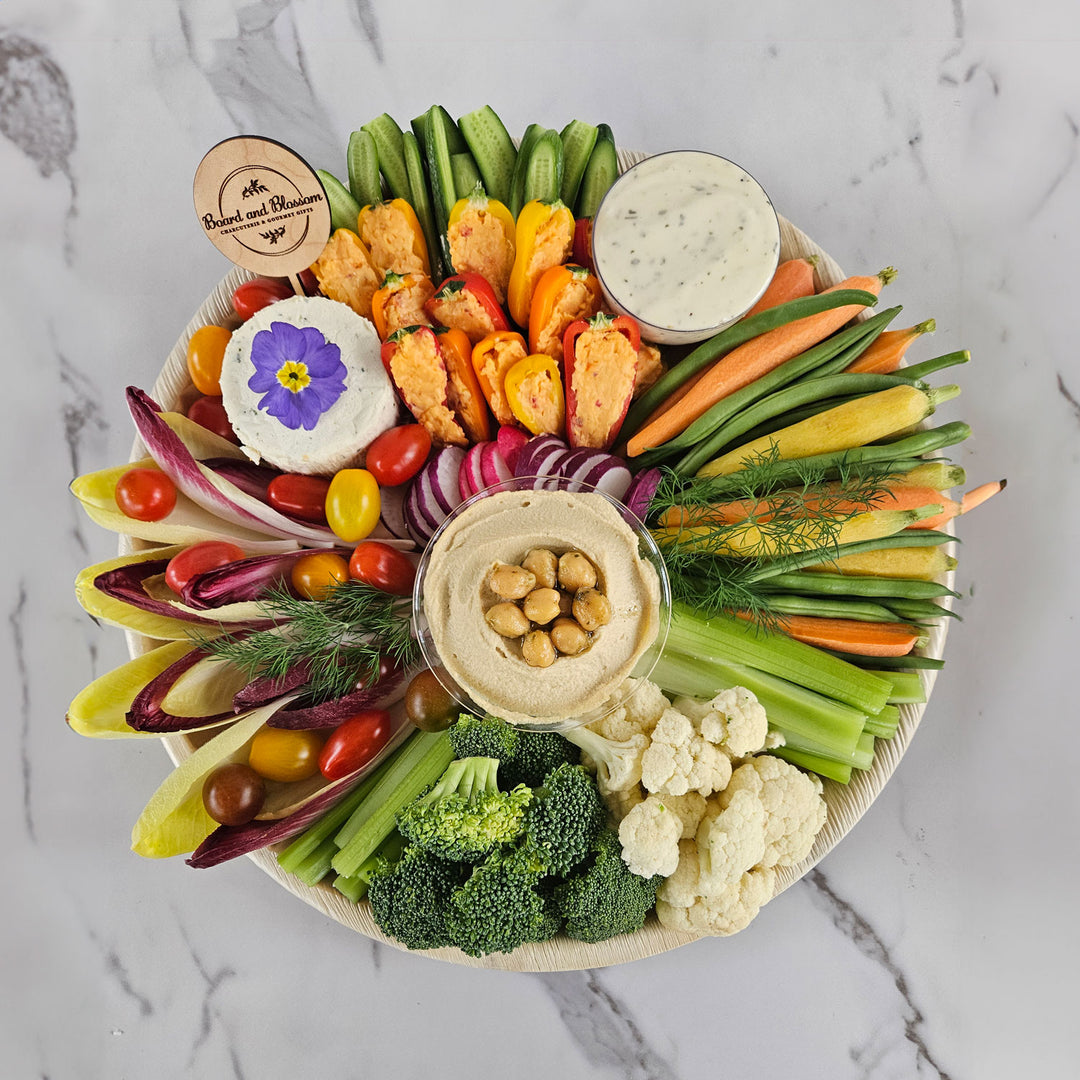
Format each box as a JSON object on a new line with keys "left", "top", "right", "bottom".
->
{"left": 3, "top": 2, "right": 1078, "bottom": 1076}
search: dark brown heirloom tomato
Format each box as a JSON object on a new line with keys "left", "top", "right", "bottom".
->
{"left": 187, "top": 395, "right": 239, "bottom": 444}
{"left": 202, "top": 763, "right": 266, "bottom": 826}
{"left": 404, "top": 668, "right": 459, "bottom": 732}
{"left": 267, "top": 473, "right": 332, "bottom": 524}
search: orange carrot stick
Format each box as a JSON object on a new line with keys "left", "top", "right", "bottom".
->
{"left": 627, "top": 268, "right": 896, "bottom": 456}
{"left": 845, "top": 319, "right": 936, "bottom": 374}
{"left": 960, "top": 479, "right": 1006, "bottom": 515}
{"left": 738, "top": 612, "right": 922, "bottom": 656}
{"left": 742, "top": 256, "right": 819, "bottom": 319}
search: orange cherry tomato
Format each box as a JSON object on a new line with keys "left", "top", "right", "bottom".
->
{"left": 364, "top": 424, "right": 431, "bottom": 487}
{"left": 325, "top": 469, "right": 380, "bottom": 543}
{"left": 165, "top": 541, "right": 246, "bottom": 595}
{"left": 186, "top": 325, "right": 232, "bottom": 396}
{"left": 267, "top": 473, "right": 331, "bottom": 524}
{"left": 187, "top": 395, "right": 239, "bottom": 444}
{"left": 349, "top": 540, "right": 416, "bottom": 595}
{"left": 114, "top": 467, "right": 177, "bottom": 521}
{"left": 290, "top": 552, "right": 350, "bottom": 601}
{"left": 318, "top": 710, "right": 392, "bottom": 780}
{"left": 247, "top": 727, "right": 324, "bottom": 782}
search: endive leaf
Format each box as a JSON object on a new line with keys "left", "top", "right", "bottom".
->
{"left": 128, "top": 388, "right": 338, "bottom": 547}
{"left": 130, "top": 697, "right": 296, "bottom": 858}
{"left": 70, "top": 458, "right": 299, "bottom": 553}
{"left": 67, "top": 641, "right": 199, "bottom": 738}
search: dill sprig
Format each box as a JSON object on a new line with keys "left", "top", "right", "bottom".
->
{"left": 647, "top": 449, "right": 904, "bottom": 621}
{"left": 200, "top": 578, "right": 420, "bottom": 704}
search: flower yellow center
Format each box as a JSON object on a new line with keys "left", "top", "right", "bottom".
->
{"left": 276, "top": 360, "right": 310, "bottom": 393}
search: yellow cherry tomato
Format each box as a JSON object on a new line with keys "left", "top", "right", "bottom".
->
{"left": 186, "top": 324, "right": 232, "bottom": 396}
{"left": 290, "top": 551, "right": 350, "bottom": 601}
{"left": 325, "top": 468, "right": 381, "bottom": 543}
{"left": 247, "top": 727, "right": 324, "bottom": 782}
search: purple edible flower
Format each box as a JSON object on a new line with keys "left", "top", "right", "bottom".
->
{"left": 247, "top": 320, "right": 346, "bottom": 430}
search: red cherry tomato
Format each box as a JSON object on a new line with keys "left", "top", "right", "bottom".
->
{"left": 115, "top": 468, "right": 177, "bottom": 521}
{"left": 364, "top": 424, "right": 431, "bottom": 487}
{"left": 267, "top": 473, "right": 331, "bottom": 524}
{"left": 290, "top": 551, "right": 350, "bottom": 601}
{"left": 318, "top": 710, "right": 392, "bottom": 780}
{"left": 349, "top": 541, "right": 416, "bottom": 595}
{"left": 187, "top": 395, "right": 239, "bottom": 444}
{"left": 232, "top": 277, "right": 294, "bottom": 320}
{"left": 165, "top": 540, "right": 246, "bottom": 595}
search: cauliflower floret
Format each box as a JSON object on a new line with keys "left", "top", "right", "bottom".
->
{"left": 723, "top": 757, "right": 826, "bottom": 869}
{"left": 617, "top": 794, "right": 682, "bottom": 878}
{"left": 700, "top": 687, "right": 770, "bottom": 758}
{"left": 602, "top": 782, "right": 646, "bottom": 824}
{"left": 657, "top": 867, "right": 777, "bottom": 937}
{"left": 640, "top": 708, "right": 733, "bottom": 797}
{"left": 654, "top": 791, "right": 708, "bottom": 839}
{"left": 656, "top": 838, "right": 701, "bottom": 909}
{"left": 564, "top": 727, "right": 648, "bottom": 795}
{"left": 695, "top": 788, "right": 767, "bottom": 890}
{"left": 588, "top": 678, "right": 669, "bottom": 742}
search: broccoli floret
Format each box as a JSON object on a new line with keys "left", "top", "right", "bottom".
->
{"left": 449, "top": 713, "right": 520, "bottom": 764}
{"left": 505, "top": 728, "right": 581, "bottom": 788}
{"left": 445, "top": 844, "right": 561, "bottom": 957}
{"left": 396, "top": 757, "right": 531, "bottom": 862}
{"left": 555, "top": 827, "right": 662, "bottom": 943}
{"left": 523, "top": 762, "right": 606, "bottom": 876}
{"left": 366, "top": 844, "right": 468, "bottom": 951}
{"left": 448, "top": 713, "right": 580, "bottom": 790}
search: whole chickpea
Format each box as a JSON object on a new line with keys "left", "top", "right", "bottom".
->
{"left": 522, "top": 587, "right": 562, "bottom": 625}
{"left": 572, "top": 587, "right": 612, "bottom": 632}
{"left": 521, "top": 548, "right": 558, "bottom": 590}
{"left": 558, "top": 551, "right": 598, "bottom": 592}
{"left": 550, "top": 617, "right": 589, "bottom": 656}
{"left": 485, "top": 602, "right": 531, "bottom": 638}
{"left": 488, "top": 562, "right": 537, "bottom": 600}
{"left": 521, "top": 630, "right": 556, "bottom": 668}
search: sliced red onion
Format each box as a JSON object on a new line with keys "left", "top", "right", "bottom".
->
{"left": 496, "top": 425, "right": 530, "bottom": 472}
{"left": 623, "top": 468, "right": 663, "bottom": 523}
{"left": 414, "top": 469, "right": 444, "bottom": 530}
{"left": 513, "top": 434, "right": 567, "bottom": 477}
{"left": 429, "top": 446, "right": 466, "bottom": 514}
{"left": 127, "top": 387, "right": 337, "bottom": 546}
{"left": 582, "top": 458, "right": 632, "bottom": 501}
{"left": 404, "top": 482, "right": 434, "bottom": 545}
{"left": 378, "top": 484, "right": 412, "bottom": 542}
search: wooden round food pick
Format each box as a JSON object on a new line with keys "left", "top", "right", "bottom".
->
{"left": 193, "top": 135, "right": 331, "bottom": 292}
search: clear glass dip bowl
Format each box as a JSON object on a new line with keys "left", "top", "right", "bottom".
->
{"left": 411, "top": 476, "right": 671, "bottom": 732}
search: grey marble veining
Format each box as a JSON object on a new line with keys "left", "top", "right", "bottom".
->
{"left": 3, "top": 1, "right": 1078, "bottom": 1077}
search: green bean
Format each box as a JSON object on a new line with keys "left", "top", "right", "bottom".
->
{"left": 764, "top": 595, "right": 903, "bottom": 622}
{"left": 757, "top": 570, "right": 959, "bottom": 600}
{"left": 621, "top": 289, "right": 883, "bottom": 439}
{"left": 822, "top": 650, "right": 945, "bottom": 671}
{"left": 882, "top": 598, "right": 960, "bottom": 622}
{"left": 898, "top": 350, "right": 970, "bottom": 382}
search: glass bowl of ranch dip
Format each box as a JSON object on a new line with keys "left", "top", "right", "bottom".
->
{"left": 591, "top": 150, "right": 780, "bottom": 346}
{"left": 412, "top": 477, "right": 671, "bottom": 732}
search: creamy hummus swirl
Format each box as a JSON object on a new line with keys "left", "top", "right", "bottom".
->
{"left": 422, "top": 489, "right": 662, "bottom": 727}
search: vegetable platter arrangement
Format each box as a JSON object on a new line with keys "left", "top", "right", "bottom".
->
{"left": 66, "top": 104, "right": 1003, "bottom": 971}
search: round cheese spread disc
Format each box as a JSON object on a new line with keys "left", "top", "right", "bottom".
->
{"left": 220, "top": 294, "right": 398, "bottom": 475}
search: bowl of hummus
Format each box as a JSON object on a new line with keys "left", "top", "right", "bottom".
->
{"left": 413, "top": 479, "right": 671, "bottom": 730}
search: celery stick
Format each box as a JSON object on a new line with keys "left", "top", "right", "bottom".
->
{"left": 332, "top": 730, "right": 453, "bottom": 878}
{"left": 771, "top": 745, "right": 852, "bottom": 785}
{"left": 864, "top": 704, "right": 899, "bottom": 739}
{"left": 668, "top": 603, "right": 892, "bottom": 714}
{"left": 333, "top": 831, "right": 406, "bottom": 903}
{"left": 871, "top": 670, "right": 926, "bottom": 704}
{"left": 332, "top": 873, "right": 369, "bottom": 904}
{"left": 289, "top": 836, "right": 339, "bottom": 888}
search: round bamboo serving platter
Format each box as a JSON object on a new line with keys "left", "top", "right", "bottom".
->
{"left": 124, "top": 149, "right": 953, "bottom": 971}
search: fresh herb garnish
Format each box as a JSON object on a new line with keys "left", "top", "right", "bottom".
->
{"left": 201, "top": 578, "right": 419, "bottom": 704}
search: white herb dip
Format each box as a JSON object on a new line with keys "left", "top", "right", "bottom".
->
{"left": 591, "top": 151, "right": 780, "bottom": 344}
